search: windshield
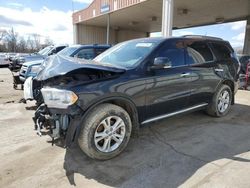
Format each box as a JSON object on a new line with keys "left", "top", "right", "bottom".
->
{"left": 94, "top": 40, "right": 158, "bottom": 68}
{"left": 38, "top": 46, "right": 53, "bottom": 55}
{"left": 58, "top": 46, "right": 78, "bottom": 57}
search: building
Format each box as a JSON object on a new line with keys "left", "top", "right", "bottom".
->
{"left": 72, "top": 0, "right": 250, "bottom": 54}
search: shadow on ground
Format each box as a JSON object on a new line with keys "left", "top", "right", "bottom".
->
{"left": 62, "top": 103, "right": 250, "bottom": 187}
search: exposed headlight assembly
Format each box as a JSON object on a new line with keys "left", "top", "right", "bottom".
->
{"left": 41, "top": 88, "right": 78, "bottom": 109}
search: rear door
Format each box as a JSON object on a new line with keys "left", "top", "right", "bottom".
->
{"left": 184, "top": 39, "right": 221, "bottom": 106}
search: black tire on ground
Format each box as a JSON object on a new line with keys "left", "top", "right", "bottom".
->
{"left": 78, "top": 103, "right": 132, "bottom": 160}
{"left": 206, "top": 84, "right": 233, "bottom": 117}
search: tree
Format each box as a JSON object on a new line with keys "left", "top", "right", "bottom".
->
{"left": 0, "top": 29, "right": 7, "bottom": 52}
{"left": 26, "top": 36, "right": 35, "bottom": 53}
{"left": 6, "top": 28, "right": 18, "bottom": 52}
{"left": 0, "top": 29, "right": 7, "bottom": 41}
{"left": 44, "top": 37, "right": 54, "bottom": 46}
{"left": 0, "top": 27, "right": 55, "bottom": 53}
{"left": 31, "top": 33, "right": 41, "bottom": 50}
{"left": 17, "top": 37, "right": 27, "bottom": 53}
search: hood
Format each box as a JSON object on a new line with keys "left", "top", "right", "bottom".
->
{"left": 36, "top": 55, "right": 126, "bottom": 81}
{"left": 16, "top": 53, "right": 39, "bottom": 58}
{"left": 21, "top": 54, "right": 45, "bottom": 62}
{"left": 23, "top": 59, "right": 44, "bottom": 67}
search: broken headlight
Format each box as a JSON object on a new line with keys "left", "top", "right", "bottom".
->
{"left": 41, "top": 88, "right": 78, "bottom": 109}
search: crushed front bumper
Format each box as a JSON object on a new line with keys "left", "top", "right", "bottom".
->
{"left": 33, "top": 103, "right": 83, "bottom": 146}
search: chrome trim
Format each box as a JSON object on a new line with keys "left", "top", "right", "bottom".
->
{"left": 215, "top": 68, "right": 224, "bottom": 72}
{"left": 180, "top": 72, "right": 191, "bottom": 77}
{"left": 141, "top": 103, "right": 208, "bottom": 124}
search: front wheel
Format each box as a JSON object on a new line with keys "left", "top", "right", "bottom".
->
{"left": 78, "top": 103, "right": 132, "bottom": 160}
{"left": 206, "top": 85, "right": 232, "bottom": 117}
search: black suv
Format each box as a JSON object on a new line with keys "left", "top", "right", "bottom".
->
{"left": 37, "top": 36, "right": 240, "bottom": 160}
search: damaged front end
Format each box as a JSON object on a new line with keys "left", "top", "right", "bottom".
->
{"left": 32, "top": 55, "right": 125, "bottom": 146}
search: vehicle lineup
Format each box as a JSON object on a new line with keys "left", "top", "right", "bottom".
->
{"left": 23, "top": 36, "right": 240, "bottom": 160}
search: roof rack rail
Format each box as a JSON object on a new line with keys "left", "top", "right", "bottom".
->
{"left": 182, "top": 35, "right": 223, "bottom": 41}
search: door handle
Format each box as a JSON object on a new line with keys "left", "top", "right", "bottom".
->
{"left": 215, "top": 68, "right": 224, "bottom": 72}
{"left": 180, "top": 73, "right": 191, "bottom": 77}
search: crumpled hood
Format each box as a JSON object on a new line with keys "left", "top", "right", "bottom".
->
{"left": 36, "top": 55, "right": 126, "bottom": 81}
{"left": 21, "top": 54, "right": 45, "bottom": 62}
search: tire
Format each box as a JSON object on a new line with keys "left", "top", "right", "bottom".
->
{"left": 206, "top": 84, "right": 232, "bottom": 117}
{"left": 78, "top": 103, "right": 132, "bottom": 160}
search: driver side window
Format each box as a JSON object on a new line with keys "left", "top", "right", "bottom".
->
{"left": 156, "top": 42, "right": 185, "bottom": 67}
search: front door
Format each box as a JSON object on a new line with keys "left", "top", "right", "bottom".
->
{"left": 145, "top": 40, "right": 193, "bottom": 120}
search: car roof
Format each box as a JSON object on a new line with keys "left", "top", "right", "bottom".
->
{"left": 68, "top": 44, "right": 111, "bottom": 49}
{"left": 127, "top": 35, "right": 227, "bottom": 44}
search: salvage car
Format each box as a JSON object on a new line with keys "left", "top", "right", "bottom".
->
{"left": 27, "top": 36, "right": 240, "bottom": 160}
{"left": 20, "top": 44, "right": 110, "bottom": 82}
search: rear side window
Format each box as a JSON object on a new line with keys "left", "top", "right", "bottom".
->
{"left": 211, "top": 43, "right": 232, "bottom": 61}
{"left": 156, "top": 41, "right": 185, "bottom": 67}
{"left": 186, "top": 41, "right": 214, "bottom": 64}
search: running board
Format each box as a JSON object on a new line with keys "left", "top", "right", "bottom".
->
{"left": 141, "top": 103, "right": 208, "bottom": 125}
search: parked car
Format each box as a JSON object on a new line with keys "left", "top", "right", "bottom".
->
{"left": 238, "top": 54, "right": 250, "bottom": 89}
{"left": 20, "top": 44, "right": 110, "bottom": 82}
{"left": 0, "top": 53, "right": 8, "bottom": 66}
{"left": 26, "top": 36, "right": 240, "bottom": 160}
{"left": 0, "top": 53, "right": 20, "bottom": 66}
{"left": 6, "top": 53, "right": 19, "bottom": 62}
{"left": 18, "top": 45, "right": 67, "bottom": 82}
{"left": 238, "top": 54, "right": 250, "bottom": 74}
{"left": 10, "top": 45, "right": 67, "bottom": 72}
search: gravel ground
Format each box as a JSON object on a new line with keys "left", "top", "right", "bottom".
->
{"left": 0, "top": 67, "right": 250, "bottom": 188}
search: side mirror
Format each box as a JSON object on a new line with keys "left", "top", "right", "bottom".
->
{"left": 151, "top": 57, "right": 172, "bottom": 70}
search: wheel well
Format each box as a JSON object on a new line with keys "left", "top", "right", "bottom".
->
{"left": 222, "top": 80, "right": 235, "bottom": 104}
{"left": 101, "top": 99, "right": 139, "bottom": 134}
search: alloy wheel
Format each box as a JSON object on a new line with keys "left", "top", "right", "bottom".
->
{"left": 217, "top": 90, "right": 230, "bottom": 113}
{"left": 94, "top": 116, "right": 126, "bottom": 153}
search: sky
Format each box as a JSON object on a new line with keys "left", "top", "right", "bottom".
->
{"left": 0, "top": 0, "right": 246, "bottom": 49}
{"left": 0, "top": 0, "right": 92, "bottom": 44}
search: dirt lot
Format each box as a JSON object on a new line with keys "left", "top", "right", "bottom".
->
{"left": 0, "top": 67, "right": 250, "bottom": 188}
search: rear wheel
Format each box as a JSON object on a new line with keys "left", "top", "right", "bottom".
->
{"left": 206, "top": 85, "right": 232, "bottom": 117}
{"left": 78, "top": 103, "right": 132, "bottom": 160}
